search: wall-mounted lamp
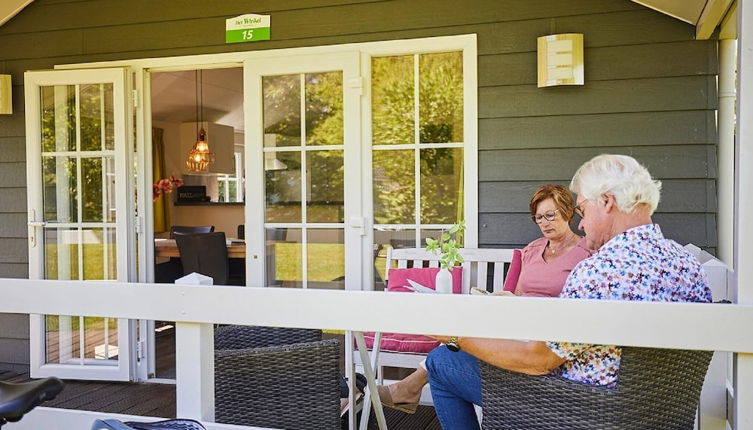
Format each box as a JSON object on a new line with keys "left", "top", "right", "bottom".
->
{"left": 0, "top": 75, "right": 11, "bottom": 115}
{"left": 537, "top": 34, "right": 584, "bottom": 88}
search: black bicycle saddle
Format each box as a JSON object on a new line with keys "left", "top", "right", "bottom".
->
{"left": 0, "top": 377, "right": 64, "bottom": 424}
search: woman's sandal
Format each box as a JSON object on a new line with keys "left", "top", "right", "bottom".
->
{"left": 377, "top": 385, "right": 419, "bottom": 414}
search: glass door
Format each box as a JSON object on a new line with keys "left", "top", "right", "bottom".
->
{"left": 25, "top": 68, "right": 133, "bottom": 380}
{"left": 244, "top": 53, "right": 363, "bottom": 290}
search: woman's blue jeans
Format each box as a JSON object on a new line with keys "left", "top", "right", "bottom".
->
{"left": 425, "top": 345, "right": 482, "bottom": 430}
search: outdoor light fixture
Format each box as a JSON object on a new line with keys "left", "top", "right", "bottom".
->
{"left": 537, "top": 33, "right": 584, "bottom": 88}
{"left": 186, "top": 70, "right": 215, "bottom": 172}
{"left": 0, "top": 75, "right": 12, "bottom": 115}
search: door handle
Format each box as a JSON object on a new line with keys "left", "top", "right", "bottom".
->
{"left": 27, "top": 220, "right": 46, "bottom": 248}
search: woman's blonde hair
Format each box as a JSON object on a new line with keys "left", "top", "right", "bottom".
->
{"left": 529, "top": 184, "right": 576, "bottom": 222}
{"left": 570, "top": 154, "right": 662, "bottom": 215}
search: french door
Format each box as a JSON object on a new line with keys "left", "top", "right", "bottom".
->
{"left": 244, "top": 52, "right": 366, "bottom": 291}
{"left": 25, "top": 68, "right": 134, "bottom": 380}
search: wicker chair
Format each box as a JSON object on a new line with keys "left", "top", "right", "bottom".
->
{"left": 480, "top": 347, "right": 713, "bottom": 430}
{"left": 214, "top": 325, "right": 342, "bottom": 430}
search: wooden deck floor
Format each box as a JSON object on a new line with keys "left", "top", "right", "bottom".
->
{"left": 0, "top": 371, "right": 440, "bottom": 429}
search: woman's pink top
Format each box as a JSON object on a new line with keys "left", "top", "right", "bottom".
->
{"left": 517, "top": 237, "right": 593, "bottom": 297}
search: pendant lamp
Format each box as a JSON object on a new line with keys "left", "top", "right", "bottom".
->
{"left": 186, "top": 70, "right": 215, "bottom": 172}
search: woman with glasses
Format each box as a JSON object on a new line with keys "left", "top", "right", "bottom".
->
{"left": 378, "top": 184, "right": 593, "bottom": 415}
{"left": 514, "top": 184, "right": 593, "bottom": 297}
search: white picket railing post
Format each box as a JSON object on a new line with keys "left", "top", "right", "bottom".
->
{"left": 175, "top": 321, "right": 215, "bottom": 422}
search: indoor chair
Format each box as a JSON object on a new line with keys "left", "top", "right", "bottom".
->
{"left": 169, "top": 225, "right": 214, "bottom": 238}
{"left": 175, "top": 232, "right": 228, "bottom": 285}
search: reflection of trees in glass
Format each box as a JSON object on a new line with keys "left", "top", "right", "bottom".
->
{"left": 372, "top": 52, "right": 464, "bottom": 226}
{"left": 41, "top": 84, "right": 112, "bottom": 223}
{"left": 419, "top": 52, "right": 463, "bottom": 143}
{"left": 263, "top": 75, "right": 301, "bottom": 147}
{"left": 421, "top": 148, "right": 463, "bottom": 224}
{"left": 372, "top": 56, "right": 414, "bottom": 146}
{"left": 373, "top": 150, "right": 414, "bottom": 224}
{"left": 306, "top": 72, "right": 343, "bottom": 146}
{"left": 263, "top": 72, "right": 345, "bottom": 223}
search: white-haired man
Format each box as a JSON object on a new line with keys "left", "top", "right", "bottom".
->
{"left": 425, "top": 154, "right": 712, "bottom": 430}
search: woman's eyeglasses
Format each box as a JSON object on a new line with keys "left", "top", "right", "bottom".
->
{"left": 531, "top": 209, "right": 559, "bottom": 224}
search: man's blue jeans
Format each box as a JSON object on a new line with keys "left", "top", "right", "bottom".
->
{"left": 426, "top": 345, "right": 482, "bottom": 430}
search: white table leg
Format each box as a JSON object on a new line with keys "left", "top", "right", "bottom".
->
{"left": 354, "top": 331, "right": 388, "bottom": 430}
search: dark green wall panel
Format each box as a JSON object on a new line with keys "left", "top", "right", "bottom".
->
{"left": 0, "top": 188, "right": 28, "bottom": 212}
{"left": 480, "top": 213, "right": 715, "bottom": 248}
{"left": 480, "top": 179, "right": 716, "bottom": 213}
{"left": 479, "top": 111, "right": 716, "bottom": 150}
{"left": 480, "top": 76, "right": 716, "bottom": 119}
{"left": 479, "top": 40, "right": 718, "bottom": 87}
{"left": 480, "top": 146, "right": 717, "bottom": 181}
{"left": 0, "top": 138, "right": 26, "bottom": 162}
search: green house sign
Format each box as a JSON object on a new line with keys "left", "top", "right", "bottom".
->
{"left": 226, "top": 14, "right": 271, "bottom": 43}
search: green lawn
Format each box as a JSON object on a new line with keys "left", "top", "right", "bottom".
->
{"left": 275, "top": 243, "right": 344, "bottom": 282}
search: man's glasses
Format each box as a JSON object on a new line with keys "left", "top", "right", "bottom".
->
{"left": 531, "top": 209, "right": 559, "bottom": 224}
{"left": 574, "top": 201, "right": 586, "bottom": 218}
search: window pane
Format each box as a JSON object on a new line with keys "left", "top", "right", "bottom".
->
{"left": 266, "top": 228, "right": 302, "bottom": 288}
{"left": 82, "top": 228, "right": 109, "bottom": 280}
{"left": 307, "top": 150, "right": 344, "bottom": 223}
{"left": 103, "top": 84, "right": 114, "bottom": 151}
{"left": 45, "top": 315, "right": 78, "bottom": 364}
{"left": 263, "top": 75, "right": 301, "bottom": 147}
{"left": 44, "top": 228, "right": 80, "bottom": 280}
{"left": 420, "top": 148, "right": 463, "bottom": 224}
{"left": 419, "top": 52, "right": 464, "bottom": 143}
{"left": 40, "top": 85, "right": 76, "bottom": 153}
{"left": 307, "top": 229, "right": 344, "bottom": 290}
{"left": 373, "top": 149, "right": 415, "bottom": 224}
{"left": 43, "top": 156, "right": 77, "bottom": 222}
{"left": 84, "top": 316, "right": 119, "bottom": 361}
{"left": 81, "top": 157, "right": 103, "bottom": 222}
{"left": 373, "top": 229, "right": 416, "bottom": 291}
{"left": 372, "top": 56, "right": 414, "bottom": 145}
{"left": 306, "top": 72, "right": 343, "bottom": 146}
{"left": 265, "top": 152, "right": 301, "bottom": 223}
{"left": 79, "top": 84, "right": 104, "bottom": 151}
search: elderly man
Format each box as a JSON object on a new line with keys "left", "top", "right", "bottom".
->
{"left": 425, "top": 154, "right": 712, "bottom": 430}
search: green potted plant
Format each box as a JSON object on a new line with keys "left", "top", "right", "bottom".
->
{"left": 425, "top": 220, "right": 466, "bottom": 294}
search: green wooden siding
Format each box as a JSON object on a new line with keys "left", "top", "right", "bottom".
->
{"left": 0, "top": 0, "right": 718, "bottom": 370}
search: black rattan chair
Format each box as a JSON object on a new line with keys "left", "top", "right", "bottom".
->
{"left": 214, "top": 326, "right": 341, "bottom": 430}
{"left": 480, "top": 346, "right": 713, "bottom": 430}
{"left": 175, "top": 232, "right": 228, "bottom": 285}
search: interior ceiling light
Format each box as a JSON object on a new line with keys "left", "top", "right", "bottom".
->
{"left": 186, "top": 69, "right": 215, "bottom": 172}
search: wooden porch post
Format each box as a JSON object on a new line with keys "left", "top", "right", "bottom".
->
{"left": 175, "top": 322, "right": 215, "bottom": 422}
{"left": 734, "top": 0, "right": 753, "bottom": 428}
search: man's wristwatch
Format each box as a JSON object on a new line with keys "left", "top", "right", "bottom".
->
{"left": 446, "top": 336, "right": 460, "bottom": 352}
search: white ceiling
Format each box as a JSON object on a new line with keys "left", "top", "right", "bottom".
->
{"left": 630, "top": 0, "right": 707, "bottom": 24}
{"left": 0, "top": 0, "right": 33, "bottom": 27}
{"left": 150, "top": 68, "right": 244, "bottom": 132}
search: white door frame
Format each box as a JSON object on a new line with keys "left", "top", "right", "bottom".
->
{"left": 243, "top": 52, "right": 363, "bottom": 290}
{"left": 24, "top": 67, "right": 134, "bottom": 381}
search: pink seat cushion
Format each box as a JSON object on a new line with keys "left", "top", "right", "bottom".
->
{"left": 363, "top": 332, "right": 439, "bottom": 354}
{"left": 364, "top": 266, "right": 463, "bottom": 354}
{"left": 386, "top": 266, "right": 463, "bottom": 294}
{"left": 502, "top": 249, "right": 522, "bottom": 292}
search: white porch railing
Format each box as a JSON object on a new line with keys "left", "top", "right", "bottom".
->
{"left": 2, "top": 278, "right": 753, "bottom": 429}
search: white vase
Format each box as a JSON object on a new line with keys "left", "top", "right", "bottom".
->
{"left": 435, "top": 268, "right": 453, "bottom": 294}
